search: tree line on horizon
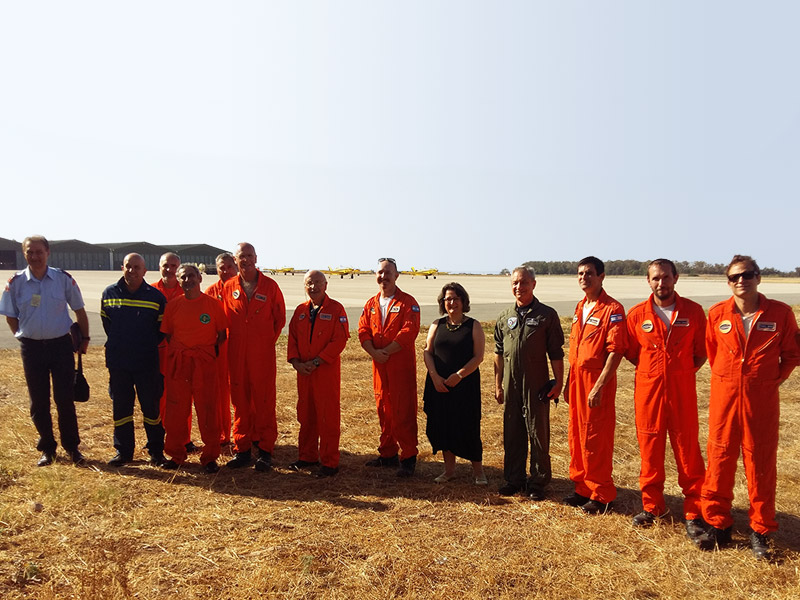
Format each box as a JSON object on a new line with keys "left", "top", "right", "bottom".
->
{"left": 499, "top": 260, "right": 800, "bottom": 277}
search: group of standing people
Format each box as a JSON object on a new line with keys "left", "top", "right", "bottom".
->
{"left": 2, "top": 240, "right": 798, "bottom": 560}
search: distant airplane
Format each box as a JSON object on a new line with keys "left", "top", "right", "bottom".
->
{"left": 266, "top": 267, "right": 297, "bottom": 275}
{"left": 323, "top": 266, "right": 355, "bottom": 279}
{"left": 401, "top": 267, "right": 441, "bottom": 279}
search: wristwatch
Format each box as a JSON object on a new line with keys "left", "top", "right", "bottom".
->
{"left": 312, "top": 358, "right": 321, "bottom": 367}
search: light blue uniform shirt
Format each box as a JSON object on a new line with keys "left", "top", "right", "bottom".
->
{"left": 0, "top": 267, "right": 85, "bottom": 340}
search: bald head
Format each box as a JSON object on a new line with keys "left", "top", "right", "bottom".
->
{"left": 159, "top": 252, "right": 180, "bottom": 284}
{"left": 122, "top": 253, "right": 147, "bottom": 292}
{"left": 304, "top": 269, "right": 328, "bottom": 305}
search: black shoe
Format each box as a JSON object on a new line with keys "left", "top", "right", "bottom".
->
{"left": 396, "top": 455, "right": 416, "bottom": 478}
{"left": 632, "top": 510, "right": 667, "bottom": 527}
{"left": 749, "top": 530, "right": 771, "bottom": 560}
{"left": 149, "top": 454, "right": 167, "bottom": 467}
{"left": 69, "top": 450, "right": 85, "bottom": 465}
{"left": 185, "top": 441, "right": 200, "bottom": 454}
{"left": 694, "top": 526, "right": 732, "bottom": 551}
{"left": 226, "top": 452, "right": 252, "bottom": 469}
{"left": 528, "top": 487, "right": 547, "bottom": 501}
{"left": 563, "top": 492, "right": 591, "bottom": 507}
{"left": 685, "top": 517, "right": 707, "bottom": 540}
{"left": 581, "top": 499, "right": 613, "bottom": 515}
{"left": 203, "top": 460, "right": 220, "bottom": 474}
{"left": 37, "top": 452, "right": 55, "bottom": 467}
{"left": 498, "top": 483, "right": 523, "bottom": 496}
{"left": 161, "top": 459, "right": 180, "bottom": 470}
{"left": 254, "top": 451, "right": 272, "bottom": 472}
{"left": 365, "top": 454, "right": 399, "bottom": 467}
{"left": 316, "top": 465, "right": 339, "bottom": 478}
{"left": 289, "top": 459, "right": 319, "bottom": 471}
{"left": 108, "top": 453, "right": 132, "bottom": 467}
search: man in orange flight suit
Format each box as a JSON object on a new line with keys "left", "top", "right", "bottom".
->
{"left": 222, "top": 242, "right": 286, "bottom": 472}
{"left": 358, "top": 258, "right": 421, "bottom": 477}
{"left": 287, "top": 270, "right": 349, "bottom": 478}
{"left": 152, "top": 253, "right": 184, "bottom": 426}
{"left": 564, "top": 256, "right": 628, "bottom": 514}
{"left": 204, "top": 252, "right": 238, "bottom": 446}
{"left": 694, "top": 255, "right": 800, "bottom": 559}
{"left": 625, "top": 259, "right": 707, "bottom": 535}
{"left": 160, "top": 264, "right": 227, "bottom": 473}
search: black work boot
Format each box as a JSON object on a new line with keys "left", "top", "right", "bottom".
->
{"left": 396, "top": 455, "right": 416, "bottom": 478}
{"left": 227, "top": 451, "right": 252, "bottom": 469}
{"left": 694, "top": 526, "right": 732, "bottom": 551}
{"left": 749, "top": 530, "right": 771, "bottom": 560}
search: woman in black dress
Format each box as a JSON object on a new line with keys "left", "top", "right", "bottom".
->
{"left": 422, "top": 282, "right": 487, "bottom": 484}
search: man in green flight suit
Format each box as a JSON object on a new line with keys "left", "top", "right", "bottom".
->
{"left": 494, "top": 265, "right": 565, "bottom": 499}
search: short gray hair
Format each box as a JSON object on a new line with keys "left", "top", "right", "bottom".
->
{"left": 512, "top": 265, "right": 536, "bottom": 280}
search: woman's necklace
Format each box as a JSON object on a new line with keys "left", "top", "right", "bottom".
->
{"left": 446, "top": 317, "right": 465, "bottom": 331}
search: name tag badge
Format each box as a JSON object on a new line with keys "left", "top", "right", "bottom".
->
{"left": 389, "top": 306, "right": 401, "bottom": 313}
{"left": 525, "top": 317, "right": 540, "bottom": 327}
{"left": 674, "top": 318, "right": 690, "bottom": 327}
{"left": 31, "top": 294, "right": 41, "bottom": 307}
{"left": 587, "top": 316, "right": 600, "bottom": 327}
{"left": 320, "top": 313, "right": 332, "bottom": 321}
{"left": 757, "top": 321, "right": 777, "bottom": 332}
{"left": 610, "top": 313, "right": 623, "bottom": 323}
{"left": 255, "top": 293, "right": 267, "bottom": 302}
{"left": 719, "top": 320, "right": 732, "bottom": 334}
{"left": 641, "top": 319, "right": 653, "bottom": 333}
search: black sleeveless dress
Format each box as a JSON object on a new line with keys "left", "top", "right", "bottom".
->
{"left": 423, "top": 317, "right": 482, "bottom": 462}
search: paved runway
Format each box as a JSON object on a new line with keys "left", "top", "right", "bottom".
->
{"left": 2, "top": 270, "right": 799, "bottom": 349}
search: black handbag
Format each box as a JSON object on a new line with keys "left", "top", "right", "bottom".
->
{"left": 73, "top": 354, "right": 90, "bottom": 403}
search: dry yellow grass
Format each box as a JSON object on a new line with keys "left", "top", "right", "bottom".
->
{"left": 1, "top": 318, "right": 800, "bottom": 599}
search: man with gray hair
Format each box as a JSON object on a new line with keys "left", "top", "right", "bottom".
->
{"left": 494, "top": 265, "right": 564, "bottom": 499}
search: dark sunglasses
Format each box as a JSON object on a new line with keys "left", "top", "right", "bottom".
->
{"left": 727, "top": 270, "right": 757, "bottom": 283}
{"left": 378, "top": 257, "right": 396, "bottom": 265}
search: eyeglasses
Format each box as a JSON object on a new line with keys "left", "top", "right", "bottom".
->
{"left": 378, "top": 257, "right": 396, "bottom": 265}
{"left": 727, "top": 270, "right": 757, "bottom": 283}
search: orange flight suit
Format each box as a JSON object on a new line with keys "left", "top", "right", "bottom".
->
{"left": 160, "top": 294, "right": 227, "bottom": 466}
{"left": 625, "top": 293, "right": 707, "bottom": 519}
{"left": 205, "top": 279, "right": 232, "bottom": 444}
{"left": 567, "top": 289, "right": 628, "bottom": 504}
{"left": 222, "top": 272, "right": 286, "bottom": 455}
{"left": 701, "top": 294, "right": 800, "bottom": 535}
{"left": 153, "top": 279, "right": 184, "bottom": 420}
{"left": 358, "top": 288, "right": 421, "bottom": 461}
{"left": 287, "top": 295, "right": 350, "bottom": 468}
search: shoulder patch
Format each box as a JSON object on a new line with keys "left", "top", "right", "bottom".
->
{"left": 339, "top": 316, "right": 348, "bottom": 323}
{"left": 411, "top": 305, "right": 420, "bottom": 312}
{"left": 609, "top": 313, "right": 623, "bottom": 323}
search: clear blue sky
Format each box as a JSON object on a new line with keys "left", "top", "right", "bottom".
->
{"left": 2, "top": 2, "right": 799, "bottom": 273}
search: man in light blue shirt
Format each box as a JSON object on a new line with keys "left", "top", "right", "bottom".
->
{"left": 0, "top": 235, "right": 89, "bottom": 466}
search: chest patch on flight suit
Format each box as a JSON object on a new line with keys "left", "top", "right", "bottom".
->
{"left": 610, "top": 313, "right": 623, "bottom": 323}
{"left": 757, "top": 321, "right": 777, "bottom": 332}
{"left": 370, "top": 307, "right": 376, "bottom": 314}
{"left": 320, "top": 313, "right": 332, "bottom": 321}
{"left": 255, "top": 293, "right": 267, "bottom": 302}
{"left": 199, "top": 313, "right": 211, "bottom": 324}
{"left": 525, "top": 317, "right": 541, "bottom": 327}
{"left": 507, "top": 316, "right": 518, "bottom": 329}
{"left": 232, "top": 290, "right": 241, "bottom": 300}
{"left": 587, "top": 316, "right": 600, "bottom": 327}
{"left": 641, "top": 319, "right": 653, "bottom": 332}
{"left": 719, "top": 320, "right": 732, "bottom": 334}
{"left": 299, "top": 313, "right": 306, "bottom": 320}
{"left": 674, "top": 319, "right": 690, "bottom": 327}
{"left": 389, "top": 305, "right": 401, "bottom": 313}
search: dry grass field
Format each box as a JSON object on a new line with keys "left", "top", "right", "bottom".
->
{"left": 2, "top": 318, "right": 800, "bottom": 599}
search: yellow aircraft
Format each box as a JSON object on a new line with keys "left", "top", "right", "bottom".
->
{"left": 323, "top": 266, "right": 355, "bottom": 279}
{"left": 266, "top": 267, "right": 297, "bottom": 275}
{"left": 401, "top": 267, "right": 440, "bottom": 279}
